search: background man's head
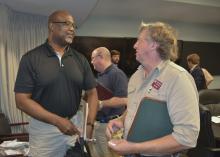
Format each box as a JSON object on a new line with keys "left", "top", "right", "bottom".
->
{"left": 48, "top": 10, "right": 75, "bottom": 46}
{"left": 187, "top": 53, "right": 200, "bottom": 69}
{"left": 111, "top": 50, "right": 120, "bottom": 65}
{"left": 91, "top": 47, "right": 112, "bottom": 73}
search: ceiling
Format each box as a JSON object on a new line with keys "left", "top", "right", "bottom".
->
{"left": 0, "top": 0, "right": 220, "bottom": 27}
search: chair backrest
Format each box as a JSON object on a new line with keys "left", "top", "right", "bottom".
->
{"left": 0, "top": 113, "right": 12, "bottom": 135}
{"left": 187, "top": 105, "right": 216, "bottom": 157}
{"left": 205, "top": 103, "right": 220, "bottom": 116}
{"left": 198, "top": 105, "right": 216, "bottom": 147}
{"left": 0, "top": 113, "right": 29, "bottom": 143}
{"left": 199, "top": 89, "right": 220, "bottom": 105}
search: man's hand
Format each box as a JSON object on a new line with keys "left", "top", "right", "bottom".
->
{"left": 55, "top": 117, "right": 80, "bottom": 136}
{"left": 106, "top": 118, "right": 124, "bottom": 139}
{"left": 108, "top": 139, "right": 136, "bottom": 155}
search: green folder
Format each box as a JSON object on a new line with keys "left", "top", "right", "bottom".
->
{"left": 127, "top": 98, "right": 173, "bottom": 142}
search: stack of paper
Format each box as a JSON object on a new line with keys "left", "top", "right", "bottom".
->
{"left": 212, "top": 116, "right": 220, "bottom": 123}
{"left": 0, "top": 139, "right": 29, "bottom": 156}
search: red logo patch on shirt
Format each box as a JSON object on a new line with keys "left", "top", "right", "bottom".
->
{"left": 151, "top": 79, "right": 162, "bottom": 90}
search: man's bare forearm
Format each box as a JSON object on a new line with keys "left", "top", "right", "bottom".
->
{"left": 86, "top": 88, "right": 98, "bottom": 124}
{"left": 135, "top": 135, "right": 188, "bottom": 155}
{"left": 15, "top": 93, "right": 61, "bottom": 125}
{"left": 102, "top": 97, "right": 127, "bottom": 108}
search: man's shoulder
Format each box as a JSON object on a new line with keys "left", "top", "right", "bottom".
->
{"left": 110, "top": 65, "right": 127, "bottom": 77}
{"left": 191, "top": 66, "right": 203, "bottom": 74}
{"left": 109, "top": 64, "right": 124, "bottom": 73}
{"left": 69, "top": 48, "right": 87, "bottom": 62}
{"left": 23, "top": 43, "right": 46, "bottom": 57}
{"left": 167, "top": 61, "right": 187, "bottom": 73}
{"left": 70, "top": 48, "right": 84, "bottom": 56}
{"left": 162, "top": 62, "right": 196, "bottom": 86}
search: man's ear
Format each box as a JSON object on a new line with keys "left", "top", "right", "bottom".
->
{"left": 151, "top": 41, "right": 159, "bottom": 50}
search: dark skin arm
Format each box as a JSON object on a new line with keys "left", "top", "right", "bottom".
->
{"left": 15, "top": 93, "right": 80, "bottom": 136}
{"left": 85, "top": 88, "right": 98, "bottom": 138}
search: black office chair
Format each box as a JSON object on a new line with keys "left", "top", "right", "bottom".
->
{"left": 187, "top": 105, "right": 220, "bottom": 157}
{"left": 0, "top": 113, "right": 11, "bottom": 135}
{"left": 0, "top": 113, "right": 29, "bottom": 143}
{"left": 199, "top": 89, "right": 220, "bottom": 105}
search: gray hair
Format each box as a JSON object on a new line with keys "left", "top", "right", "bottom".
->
{"left": 139, "top": 22, "right": 178, "bottom": 60}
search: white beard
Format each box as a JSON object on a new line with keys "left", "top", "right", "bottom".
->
{"left": 65, "top": 37, "right": 73, "bottom": 44}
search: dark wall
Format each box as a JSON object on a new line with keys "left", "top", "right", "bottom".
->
{"left": 179, "top": 41, "right": 220, "bottom": 75}
{"left": 72, "top": 36, "right": 139, "bottom": 77}
{"left": 72, "top": 36, "right": 220, "bottom": 76}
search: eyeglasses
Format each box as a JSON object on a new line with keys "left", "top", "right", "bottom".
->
{"left": 52, "top": 21, "right": 76, "bottom": 29}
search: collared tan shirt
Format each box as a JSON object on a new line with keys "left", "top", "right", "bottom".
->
{"left": 124, "top": 60, "right": 200, "bottom": 154}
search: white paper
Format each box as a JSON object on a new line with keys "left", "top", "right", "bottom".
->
{"left": 212, "top": 116, "right": 220, "bottom": 123}
{"left": 0, "top": 139, "right": 28, "bottom": 149}
{"left": 4, "top": 149, "right": 22, "bottom": 155}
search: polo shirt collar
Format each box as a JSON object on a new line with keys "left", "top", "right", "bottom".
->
{"left": 138, "top": 60, "right": 170, "bottom": 77}
{"left": 98, "top": 64, "right": 114, "bottom": 76}
{"left": 190, "top": 64, "right": 198, "bottom": 72}
{"left": 157, "top": 60, "right": 170, "bottom": 72}
{"left": 44, "top": 40, "right": 73, "bottom": 57}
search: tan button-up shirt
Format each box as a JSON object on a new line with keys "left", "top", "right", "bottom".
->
{"left": 124, "top": 60, "right": 200, "bottom": 151}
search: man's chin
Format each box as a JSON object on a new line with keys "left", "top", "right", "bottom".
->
{"left": 136, "top": 57, "right": 144, "bottom": 65}
{"left": 136, "top": 56, "right": 140, "bottom": 62}
{"left": 65, "top": 38, "right": 73, "bottom": 44}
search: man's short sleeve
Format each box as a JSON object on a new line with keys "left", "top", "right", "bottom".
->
{"left": 111, "top": 70, "right": 128, "bottom": 97}
{"left": 168, "top": 72, "right": 200, "bottom": 147}
{"left": 82, "top": 57, "right": 97, "bottom": 90}
{"left": 14, "top": 55, "right": 35, "bottom": 93}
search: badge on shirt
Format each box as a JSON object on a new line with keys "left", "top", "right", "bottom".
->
{"left": 151, "top": 79, "right": 162, "bottom": 90}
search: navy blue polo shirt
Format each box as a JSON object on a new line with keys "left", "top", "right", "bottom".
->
{"left": 14, "top": 41, "right": 96, "bottom": 118}
{"left": 97, "top": 64, "right": 128, "bottom": 120}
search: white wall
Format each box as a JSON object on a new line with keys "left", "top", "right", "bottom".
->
{"left": 77, "top": 16, "right": 220, "bottom": 43}
{"left": 173, "top": 22, "right": 220, "bottom": 42}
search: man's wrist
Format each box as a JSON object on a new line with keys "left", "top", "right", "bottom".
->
{"left": 87, "top": 122, "right": 94, "bottom": 128}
